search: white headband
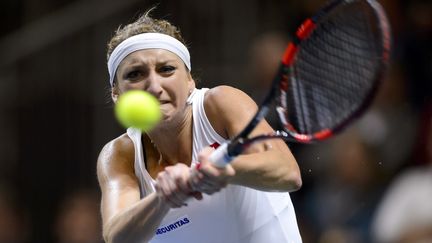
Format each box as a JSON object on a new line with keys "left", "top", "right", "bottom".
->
{"left": 107, "top": 32, "right": 191, "bottom": 87}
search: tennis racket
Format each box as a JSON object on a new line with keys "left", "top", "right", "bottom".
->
{"left": 209, "top": 0, "right": 391, "bottom": 167}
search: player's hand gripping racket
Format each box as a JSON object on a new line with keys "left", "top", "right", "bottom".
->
{"left": 209, "top": 0, "right": 391, "bottom": 167}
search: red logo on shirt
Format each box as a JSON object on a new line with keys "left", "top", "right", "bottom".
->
{"left": 210, "top": 142, "right": 220, "bottom": 149}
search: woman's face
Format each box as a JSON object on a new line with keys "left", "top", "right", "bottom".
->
{"left": 113, "top": 49, "right": 195, "bottom": 123}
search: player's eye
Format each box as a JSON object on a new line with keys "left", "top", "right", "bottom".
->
{"left": 159, "top": 65, "right": 176, "bottom": 74}
{"left": 125, "top": 70, "right": 142, "bottom": 80}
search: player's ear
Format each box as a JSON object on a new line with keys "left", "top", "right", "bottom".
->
{"left": 111, "top": 86, "right": 119, "bottom": 103}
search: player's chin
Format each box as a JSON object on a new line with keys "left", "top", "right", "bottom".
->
{"left": 159, "top": 105, "right": 185, "bottom": 123}
{"left": 158, "top": 114, "right": 174, "bottom": 126}
{"left": 156, "top": 108, "right": 171, "bottom": 123}
{"left": 159, "top": 104, "right": 174, "bottom": 118}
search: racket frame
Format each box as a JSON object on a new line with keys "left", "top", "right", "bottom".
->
{"left": 211, "top": 0, "right": 391, "bottom": 166}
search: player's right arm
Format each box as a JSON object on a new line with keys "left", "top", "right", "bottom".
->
{"left": 97, "top": 134, "right": 170, "bottom": 243}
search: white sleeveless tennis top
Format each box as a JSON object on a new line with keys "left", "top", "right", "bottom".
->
{"left": 127, "top": 88, "right": 302, "bottom": 243}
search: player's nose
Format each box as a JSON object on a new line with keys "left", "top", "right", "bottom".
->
{"left": 145, "top": 73, "right": 163, "bottom": 98}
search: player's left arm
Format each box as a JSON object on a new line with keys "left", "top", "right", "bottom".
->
{"left": 202, "top": 85, "right": 302, "bottom": 192}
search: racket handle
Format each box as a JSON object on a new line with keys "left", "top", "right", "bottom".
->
{"left": 208, "top": 143, "right": 234, "bottom": 168}
{"left": 189, "top": 143, "right": 234, "bottom": 193}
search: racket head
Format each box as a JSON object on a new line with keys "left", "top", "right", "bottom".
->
{"left": 277, "top": 0, "right": 391, "bottom": 143}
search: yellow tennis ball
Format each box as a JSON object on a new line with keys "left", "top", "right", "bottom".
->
{"left": 115, "top": 90, "right": 161, "bottom": 132}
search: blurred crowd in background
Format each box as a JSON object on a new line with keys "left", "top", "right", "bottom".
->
{"left": 0, "top": 0, "right": 430, "bottom": 242}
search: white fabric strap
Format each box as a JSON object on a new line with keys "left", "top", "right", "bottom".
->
{"left": 107, "top": 33, "right": 191, "bottom": 86}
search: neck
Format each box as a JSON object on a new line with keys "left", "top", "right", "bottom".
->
{"left": 147, "top": 106, "right": 193, "bottom": 166}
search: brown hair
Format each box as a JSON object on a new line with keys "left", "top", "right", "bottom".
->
{"left": 106, "top": 8, "right": 186, "bottom": 62}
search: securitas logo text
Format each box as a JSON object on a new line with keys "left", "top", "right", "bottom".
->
{"left": 155, "top": 217, "right": 190, "bottom": 235}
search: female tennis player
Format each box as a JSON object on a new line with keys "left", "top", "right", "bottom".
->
{"left": 97, "top": 9, "right": 302, "bottom": 243}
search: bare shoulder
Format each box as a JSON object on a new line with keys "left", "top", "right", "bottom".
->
{"left": 97, "top": 133, "right": 135, "bottom": 184}
{"left": 204, "top": 86, "right": 258, "bottom": 139}
{"left": 204, "top": 85, "right": 256, "bottom": 105}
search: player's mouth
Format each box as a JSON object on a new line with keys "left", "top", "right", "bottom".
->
{"left": 159, "top": 100, "right": 170, "bottom": 105}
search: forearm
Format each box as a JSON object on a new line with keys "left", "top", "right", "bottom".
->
{"left": 103, "top": 192, "right": 170, "bottom": 243}
{"left": 230, "top": 149, "right": 302, "bottom": 192}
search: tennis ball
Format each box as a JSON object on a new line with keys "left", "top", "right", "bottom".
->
{"left": 115, "top": 90, "right": 161, "bottom": 132}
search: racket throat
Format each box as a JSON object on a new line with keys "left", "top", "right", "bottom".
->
{"left": 227, "top": 138, "right": 249, "bottom": 157}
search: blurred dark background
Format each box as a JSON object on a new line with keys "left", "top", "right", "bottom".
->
{"left": 0, "top": 0, "right": 430, "bottom": 242}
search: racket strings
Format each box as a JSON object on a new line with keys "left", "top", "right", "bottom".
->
{"left": 286, "top": 0, "right": 383, "bottom": 134}
{"left": 319, "top": 23, "right": 378, "bottom": 68}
